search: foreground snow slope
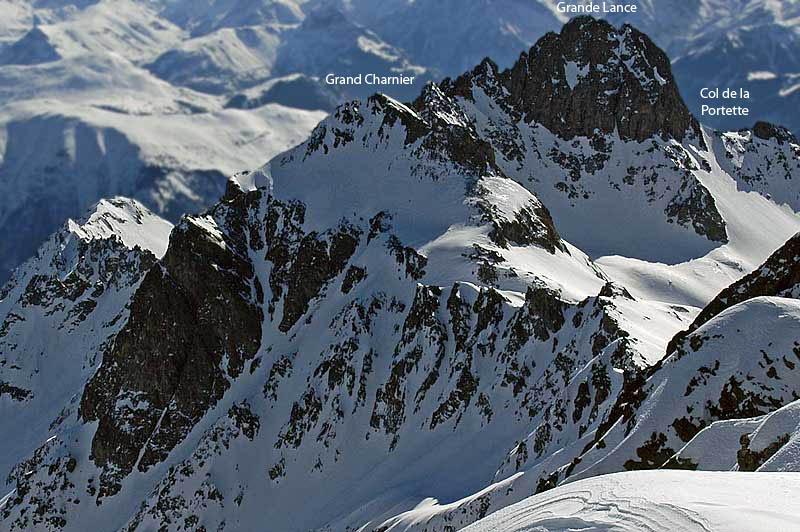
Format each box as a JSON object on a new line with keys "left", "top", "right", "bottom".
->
{"left": 462, "top": 471, "right": 800, "bottom": 532}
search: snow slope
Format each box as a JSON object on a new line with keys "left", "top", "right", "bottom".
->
{"left": 0, "top": 0, "right": 185, "bottom": 64}
{"left": 144, "top": 25, "right": 281, "bottom": 94}
{"left": 674, "top": 398, "right": 800, "bottom": 473}
{"left": 595, "top": 125, "right": 800, "bottom": 307}
{"left": 0, "top": 198, "right": 172, "bottom": 485}
{"left": 462, "top": 471, "right": 800, "bottom": 532}
{"left": 374, "top": 0, "right": 564, "bottom": 74}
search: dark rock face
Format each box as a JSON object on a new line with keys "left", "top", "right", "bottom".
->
{"left": 79, "top": 194, "right": 264, "bottom": 499}
{"left": 0, "top": 381, "right": 30, "bottom": 402}
{"left": 753, "top": 121, "right": 798, "bottom": 145}
{"left": 506, "top": 286, "right": 566, "bottom": 348}
{"left": 664, "top": 178, "right": 727, "bottom": 243}
{"left": 443, "top": 17, "right": 701, "bottom": 143}
{"left": 275, "top": 225, "right": 360, "bottom": 332}
{"left": 667, "top": 232, "right": 800, "bottom": 354}
{"left": 484, "top": 200, "right": 567, "bottom": 254}
{"left": 261, "top": 199, "right": 362, "bottom": 332}
{"left": 512, "top": 17, "right": 700, "bottom": 142}
{"left": 737, "top": 433, "right": 791, "bottom": 472}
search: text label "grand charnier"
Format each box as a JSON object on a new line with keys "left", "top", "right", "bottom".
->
{"left": 325, "top": 74, "right": 415, "bottom": 86}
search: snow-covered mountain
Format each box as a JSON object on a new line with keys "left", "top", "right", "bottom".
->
{"left": 371, "top": 0, "right": 564, "bottom": 76}
{"left": 0, "top": 91, "right": 324, "bottom": 284}
{"left": 462, "top": 471, "right": 800, "bottom": 532}
{"left": 2, "top": 15, "right": 800, "bottom": 532}
{"left": 601, "top": 0, "right": 800, "bottom": 135}
{"left": 0, "top": 0, "right": 426, "bottom": 283}
{"left": 144, "top": 4, "right": 429, "bottom": 99}
{"left": 3, "top": 0, "right": 800, "bottom": 284}
{"left": 313, "top": 0, "right": 800, "bottom": 137}
{"left": 0, "top": 0, "right": 325, "bottom": 283}
{"left": 0, "top": 197, "right": 172, "bottom": 489}
{"left": 374, "top": 157, "right": 800, "bottom": 531}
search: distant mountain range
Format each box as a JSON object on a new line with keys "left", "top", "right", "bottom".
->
{"left": 2, "top": 13, "right": 800, "bottom": 532}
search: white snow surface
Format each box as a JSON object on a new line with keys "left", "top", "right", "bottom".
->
{"left": 462, "top": 471, "right": 800, "bottom": 532}
{"left": 67, "top": 197, "right": 172, "bottom": 258}
{"left": 674, "top": 398, "right": 800, "bottom": 473}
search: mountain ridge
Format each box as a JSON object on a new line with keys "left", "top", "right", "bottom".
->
{"left": 2, "top": 13, "right": 800, "bottom": 532}
{"left": 2, "top": 0, "right": 800, "bottom": 284}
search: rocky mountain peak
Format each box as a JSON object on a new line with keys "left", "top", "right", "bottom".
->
{"left": 467, "top": 16, "right": 703, "bottom": 143}
{"left": 301, "top": 3, "right": 352, "bottom": 31}
{"left": 259, "top": 87, "right": 568, "bottom": 259}
{"left": 753, "top": 121, "right": 798, "bottom": 145}
{"left": 0, "top": 198, "right": 171, "bottom": 498}
{"left": 79, "top": 193, "right": 264, "bottom": 498}
{"left": 1, "top": 197, "right": 170, "bottom": 299}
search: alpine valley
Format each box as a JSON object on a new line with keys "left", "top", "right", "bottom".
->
{"left": 3, "top": 13, "right": 800, "bottom": 532}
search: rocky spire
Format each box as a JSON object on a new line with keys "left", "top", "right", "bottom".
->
{"left": 462, "top": 16, "right": 703, "bottom": 143}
